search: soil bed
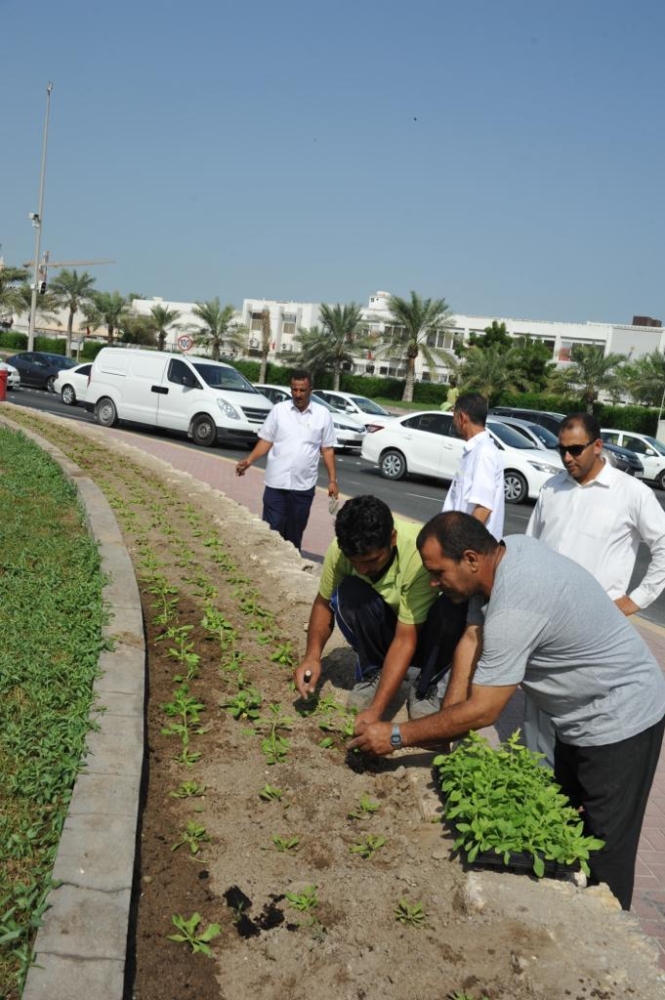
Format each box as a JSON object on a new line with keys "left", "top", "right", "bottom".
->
{"left": 4, "top": 411, "right": 664, "bottom": 1000}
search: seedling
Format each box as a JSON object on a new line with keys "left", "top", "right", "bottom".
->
{"left": 261, "top": 731, "right": 291, "bottom": 765}
{"left": 258, "top": 784, "right": 284, "bottom": 802}
{"left": 349, "top": 834, "right": 386, "bottom": 859}
{"left": 171, "top": 821, "right": 210, "bottom": 856}
{"left": 394, "top": 898, "right": 426, "bottom": 927}
{"left": 169, "top": 781, "right": 207, "bottom": 799}
{"left": 221, "top": 688, "right": 262, "bottom": 721}
{"left": 201, "top": 606, "right": 237, "bottom": 644}
{"left": 271, "top": 834, "right": 300, "bottom": 852}
{"left": 448, "top": 993, "right": 490, "bottom": 1000}
{"left": 269, "top": 642, "right": 295, "bottom": 667}
{"left": 285, "top": 885, "right": 318, "bottom": 912}
{"left": 347, "top": 793, "right": 380, "bottom": 820}
{"left": 167, "top": 912, "right": 220, "bottom": 956}
{"left": 319, "top": 736, "right": 335, "bottom": 749}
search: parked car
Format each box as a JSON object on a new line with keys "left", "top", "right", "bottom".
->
{"left": 0, "top": 360, "right": 21, "bottom": 389}
{"left": 53, "top": 362, "right": 92, "bottom": 406}
{"left": 361, "top": 410, "right": 563, "bottom": 503}
{"left": 253, "top": 383, "right": 365, "bottom": 451}
{"left": 86, "top": 348, "right": 272, "bottom": 447}
{"left": 489, "top": 407, "right": 566, "bottom": 435}
{"left": 600, "top": 429, "right": 665, "bottom": 488}
{"left": 493, "top": 414, "right": 643, "bottom": 476}
{"left": 5, "top": 351, "right": 79, "bottom": 392}
{"left": 312, "top": 389, "right": 394, "bottom": 429}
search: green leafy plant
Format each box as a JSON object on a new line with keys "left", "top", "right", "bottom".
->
{"left": 171, "top": 821, "right": 210, "bottom": 856}
{"left": 169, "top": 781, "right": 207, "bottom": 799}
{"left": 285, "top": 885, "right": 318, "bottom": 912}
{"left": 167, "top": 912, "right": 220, "bottom": 956}
{"left": 269, "top": 642, "right": 295, "bottom": 667}
{"left": 347, "top": 793, "right": 380, "bottom": 820}
{"left": 394, "top": 898, "right": 426, "bottom": 927}
{"left": 220, "top": 688, "right": 262, "bottom": 721}
{"left": 319, "top": 736, "right": 335, "bottom": 749}
{"left": 258, "top": 784, "right": 284, "bottom": 802}
{"left": 349, "top": 834, "right": 387, "bottom": 859}
{"left": 434, "top": 731, "right": 605, "bottom": 877}
{"left": 271, "top": 834, "right": 300, "bottom": 852}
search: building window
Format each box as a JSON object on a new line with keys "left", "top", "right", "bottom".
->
{"left": 282, "top": 322, "right": 296, "bottom": 334}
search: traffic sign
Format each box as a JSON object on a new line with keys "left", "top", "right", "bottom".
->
{"left": 177, "top": 335, "right": 194, "bottom": 352}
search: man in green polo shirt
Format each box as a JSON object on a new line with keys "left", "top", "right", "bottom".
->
{"left": 294, "top": 495, "right": 468, "bottom": 724}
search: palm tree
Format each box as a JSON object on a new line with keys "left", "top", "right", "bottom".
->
{"left": 259, "top": 307, "right": 271, "bottom": 382}
{"left": 47, "top": 269, "right": 97, "bottom": 356}
{"left": 557, "top": 345, "right": 626, "bottom": 413}
{"left": 192, "top": 299, "right": 244, "bottom": 360}
{"left": 617, "top": 351, "right": 665, "bottom": 406}
{"left": 457, "top": 344, "right": 521, "bottom": 400}
{"left": 375, "top": 292, "right": 453, "bottom": 401}
{"left": 86, "top": 290, "right": 129, "bottom": 346}
{"left": 0, "top": 265, "right": 30, "bottom": 323}
{"left": 150, "top": 304, "right": 181, "bottom": 351}
{"left": 295, "top": 303, "right": 365, "bottom": 390}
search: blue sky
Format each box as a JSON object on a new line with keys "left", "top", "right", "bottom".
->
{"left": 1, "top": 0, "right": 664, "bottom": 323}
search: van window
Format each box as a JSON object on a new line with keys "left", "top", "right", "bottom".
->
{"left": 168, "top": 359, "right": 199, "bottom": 387}
{"left": 191, "top": 362, "right": 256, "bottom": 392}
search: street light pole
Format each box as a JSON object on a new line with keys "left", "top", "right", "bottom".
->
{"left": 27, "top": 82, "right": 53, "bottom": 352}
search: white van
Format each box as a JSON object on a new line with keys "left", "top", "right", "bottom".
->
{"left": 86, "top": 348, "right": 273, "bottom": 447}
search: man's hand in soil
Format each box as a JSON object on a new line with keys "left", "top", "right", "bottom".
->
{"left": 294, "top": 661, "right": 321, "bottom": 699}
{"left": 348, "top": 720, "right": 394, "bottom": 756}
{"left": 354, "top": 706, "right": 381, "bottom": 732}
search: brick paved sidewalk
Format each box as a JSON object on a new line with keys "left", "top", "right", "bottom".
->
{"left": 104, "top": 428, "right": 665, "bottom": 966}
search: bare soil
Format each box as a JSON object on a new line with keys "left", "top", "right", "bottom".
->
{"left": 5, "top": 410, "right": 665, "bottom": 1000}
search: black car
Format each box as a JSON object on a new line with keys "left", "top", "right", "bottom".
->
{"left": 6, "top": 351, "right": 79, "bottom": 392}
{"left": 600, "top": 441, "right": 644, "bottom": 476}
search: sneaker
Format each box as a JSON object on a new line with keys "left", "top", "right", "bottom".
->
{"left": 347, "top": 671, "right": 381, "bottom": 711}
{"left": 407, "top": 672, "right": 450, "bottom": 720}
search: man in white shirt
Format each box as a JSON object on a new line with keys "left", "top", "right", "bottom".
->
{"left": 524, "top": 411, "right": 665, "bottom": 762}
{"left": 442, "top": 392, "right": 505, "bottom": 540}
{"left": 236, "top": 370, "right": 339, "bottom": 551}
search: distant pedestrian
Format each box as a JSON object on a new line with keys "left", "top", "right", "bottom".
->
{"left": 442, "top": 392, "right": 505, "bottom": 540}
{"left": 236, "top": 370, "right": 338, "bottom": 551}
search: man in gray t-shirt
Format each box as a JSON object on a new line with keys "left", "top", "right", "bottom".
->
{"left": 350, "top": 512, "right": 665, "bottom": 911}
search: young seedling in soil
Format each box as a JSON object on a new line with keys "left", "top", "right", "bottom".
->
{"left": 285, "top": 885, "right": 318, "bottom": 912}
{"left": 169, "top": 781, "right": 207, "bottom": 799}
{"left": 171, "top": 821, "right": 211, "bottom": 856}
{"left": 167, "top": 912, "right": 220, "bottom": 956}
{"left": 269, "top": 642, "right": 295, "bottom": 667}
{"left": 220, "top": 688, "right": 262, "bottom": 721}
{"left": 394, "top": 898, "right": 426, "bottom": 928}
{"left": 349, "top": 834, "right": 387, "bottom": 859}
{"left": 448, "top": 993, "right": 490, "bottom": 1000}
{"left": 201, "top": 606, "right": 237, "bottom": 645}
{"left": 347, "top": 793, "right": 380, "bottom": 820}
{"left": 258, "top": 784, "right": 284, "bottom": 802}
{"left": 258, "top": 704, "right": 294, "bottom": 764}
{"left": 271, "top": 834, "right": 300, "bottom": 852}
{"left": 318, "top": 736, "right": 335, "bottom": 749}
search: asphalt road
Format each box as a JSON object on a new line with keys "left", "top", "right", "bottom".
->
{"left": 5, "top": 386, "right": 665, "bottom": 628}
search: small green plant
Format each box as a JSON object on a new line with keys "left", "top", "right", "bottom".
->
{"left": 167, "top": 912, "right": 220, "bottom": 956}
{"left": 261, "top": 731, "right": 291, "bottom": 764}
{"left": 434, "top": 731, "right": 605, "bottom": 877}
{"left": 347, "top": 793, "right": 380, "bottom": 820}
{"left": 269, "top": 641, "right": 295, "bottom": 667}
{"left": 171, "top": 821, "right": 210, "bottom": 856}
{"left": 349, "top": 834, "right": 386, "bottom": 859}
{"left": 169, "top": 781, "right": 207, "bottom": 799}
{"left": 394, "top": 898, "right": 426, "bottom": 927}
{"left": 285, "top": 884, "right": 318, "bottom": 912}
{"left": 271, "top": 834, "right": 300, "bottom": 852}
{"left": 319, "top": 736, "right": 335, "bottom": 749}
{"left": 259, "top": 784, "right": 284, "bottom": 802}
{"left": 221, "top": 688, "right": 262, "bottom": 721}
{"left": 448, "top": 993, "right": 490, "bottom": 1000}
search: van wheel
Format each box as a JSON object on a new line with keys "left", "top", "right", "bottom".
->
{"left": 504, "top": 469, "right": 527, "bottom": 504}
{"left": 95, "top": 397, "right": 118, "bottom": 427}
{"left": 192, "top": 415, "right": 217, "bottom": 447}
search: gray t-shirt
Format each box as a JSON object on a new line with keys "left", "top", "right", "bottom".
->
{"left": 469, "top": 535, "right": 665, "bottom": 746}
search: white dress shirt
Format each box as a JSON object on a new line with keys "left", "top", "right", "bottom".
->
{"left": 442, "top": 430, "right": 505, "bottom": 540}
{"left": 526, "top": 460, "right": 665, "bottom": 608}
{"left": 260, "top": 399, "right": 336, "bottom": 491}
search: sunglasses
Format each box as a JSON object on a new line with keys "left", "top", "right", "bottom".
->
{"left": 557, "top": 439, "right": 598, "bottom": 458}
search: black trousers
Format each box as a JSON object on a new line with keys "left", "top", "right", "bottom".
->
{"left": 331, "top": 576, "right": 468, "bottom": 695}
{"left": 554, "top": 713, "right": 665, "bottom": 910}
{"left": 262, "top": 485, "right": 315, "bottom": 551}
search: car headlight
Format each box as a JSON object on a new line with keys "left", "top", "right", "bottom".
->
{"left": 527, "top": 460, "right": 561, "bottom": 475}
{"left": 216, "top": 399, "right": 241, "bottom": 420}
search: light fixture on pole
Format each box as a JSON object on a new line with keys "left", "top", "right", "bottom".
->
{"left": 27, "top": 82, "right": 53, "bottom": 352}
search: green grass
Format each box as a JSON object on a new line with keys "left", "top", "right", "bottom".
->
{"left": 0, "top": 428, "right": 106, "bottom": 996}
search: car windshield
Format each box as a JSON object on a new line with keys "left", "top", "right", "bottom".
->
{"left": 523, "top": 422, "right": 559, "bottom": 448}
{"left": 487, "top": 420, "right": 534, "bottom": 449}
{"left": 192, "top": 363, "right": 257, "bottom": 392}
{"left": 350, "top": 396, "right": 390, "bottom": 416}
{"left": 641, "top": 435, "right": 665, "bottom": 456}
{"left": 44, "top": 354, "right": 78, "bottom": 368}
{"left": 311, "top": 395, "right": 335, "bottom": 411}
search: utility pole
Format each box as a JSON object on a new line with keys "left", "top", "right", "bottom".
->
{"left": 27, "top": 82, "right": 53, "bottom": 352}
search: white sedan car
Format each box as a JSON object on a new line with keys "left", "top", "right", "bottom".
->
{"left": 0, "top": 361, "right": 21, "bottom": 389}
{"left": 252, "top": 383, "right": 366, "bottom": 451}
{"left": 52, "top": 362, "right": 92, "bottom": 406}
{"left": 361, "top": 410, "right": 563, "bottom": 504}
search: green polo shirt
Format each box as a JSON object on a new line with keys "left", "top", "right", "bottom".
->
{"left": 318, "top": 517, "right": 436, "bottom": 626}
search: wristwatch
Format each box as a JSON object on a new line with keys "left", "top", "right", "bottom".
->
{"left": 390, "top": 724, "right": 403, "bottom": 749}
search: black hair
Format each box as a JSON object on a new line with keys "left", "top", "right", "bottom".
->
{"left": 417, "top": 511, "right": 498, "bottom": 561}
{"left": 335, "top": 495, "right": 394, "bottom": 557}
{"left": 454, "top": 392, "right": 488, "bottom": 426}
{"left": 559, "top": 412, "right": 600, "bottom": 440}
{"left": 290, "top": 369, "right": 312, "bottom": 385}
